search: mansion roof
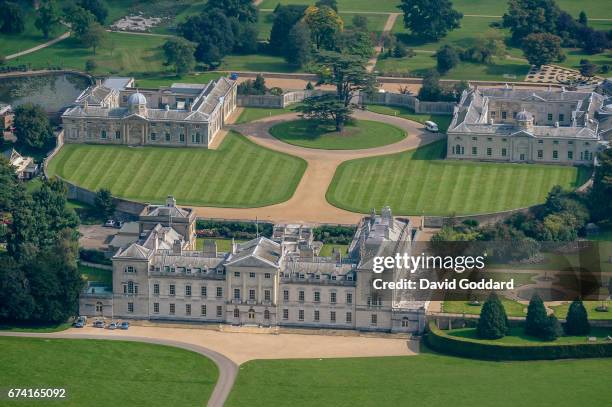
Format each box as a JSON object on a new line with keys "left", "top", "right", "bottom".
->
{"left": 449, "top": 87, "right": 608, "bottom": 140}
{"left": 63, "top": 76, "right": 235, "bottom": 124}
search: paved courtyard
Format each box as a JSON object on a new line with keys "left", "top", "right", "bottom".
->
{"left": 36, "top": 325, "right": 417, "bottom": 365}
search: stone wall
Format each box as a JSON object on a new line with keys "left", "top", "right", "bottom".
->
{"left": 360, "top": 92, "right": 455, "bottom": 115}
{"left": 237, "top": 90, "right": 332, "bottom": 108}
{"left": 423, "top": 205, "right": 543, "bottom": 228}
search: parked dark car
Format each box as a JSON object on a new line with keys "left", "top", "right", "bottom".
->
{"left": 120, "top": 321, "right": 129, "bottom": 330}
{"left": 93, "top": 320, "right": 105, "bottom": 328}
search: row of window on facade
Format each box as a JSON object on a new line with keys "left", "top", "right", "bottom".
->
{"left": 150, "top": 283, "right": 224, "bottom": 298}
{"left": 491, "top": 111, "right": 566, "bottom": 122}
{"left": 461, "top": 136, "right": 589, "bottom": 146}
{"left": 146, "top": 302, "right": 223, "bottom": 317}
{"left": 452, "top": 145, "right": 593, "bottom": 160}
{"left": 282, "top": 289, "right": 352, "bottom": 304}
{"left": 149, "top": 132, "right": 205, "bottom": 144}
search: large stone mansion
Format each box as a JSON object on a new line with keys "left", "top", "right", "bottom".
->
{"left": 62, "top": 76, "right": 237, "bottom": 148}
{"left": 447, "top": 86, "right": 611, "bottom": 165}
{"left": 80, "top": 197, "right": 428, "bottom": 333}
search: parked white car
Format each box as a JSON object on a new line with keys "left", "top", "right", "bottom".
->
{"left": 424, "top": 121, "right": 439, "bottom": 132}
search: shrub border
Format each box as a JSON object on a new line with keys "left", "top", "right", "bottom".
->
{"left": 425, "top": 321, "right": 612, "bottom": 360}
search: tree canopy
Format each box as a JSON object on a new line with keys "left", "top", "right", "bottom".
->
{"left": 304, "top": 5, "right": 344, "bottom": 50}
{"left": 35, "top": 0, "right": 60, "bottom": 39}
{"left": 521, "top": 33, "right": 565, "bottom": 66}
{"left": 0, "top": 1, "right": 25, "bottom": 34}
{"left": 13, "top": 103, "right": 54, "bottom": 150}
{"left": 397, "top": 0, "right": 462, "bottom": 40}
{"left": 564, "top": 299, "right": 590, "bottom": 335}
{"left": 163, "top": 37, "right": 196, "bottom": 74}
{"left": 0, "top": 169, "right": 82, "bottom": 324}
{"left": 477, "top": 293, "right": 509, "bottom": 339}
{"left": 269, "top": 5, "right": 308, "bottom": 56}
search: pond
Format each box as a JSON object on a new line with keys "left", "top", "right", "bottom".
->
{"left": 0, "top": 73, "right": 91, "bottom": 113}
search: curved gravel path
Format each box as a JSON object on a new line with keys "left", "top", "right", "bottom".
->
{"left": 192, "top": 109, "right": 444, "bottom": 224}
{"left": 0, "top": 331, "right": 238, "bottom": 407}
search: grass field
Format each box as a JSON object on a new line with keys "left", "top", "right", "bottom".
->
{"left": 0, "top": 4, "right": 65, "bottom": 56}
{"left": 11, "top": 32, "right": 169, "bottom": 76}
{"left": 220, "top": 54, "right": 299, "bottom": 73}
{"left": 235, "top": 106, "right": 297, "bottom": 124}
{"left": 319, "top": 244, "right": 348, "bottom": 257}
{"left": 47, "top": 132, "right": 306, "bottom": 208}
{"left": 197, "top": 238, "right": 246, "bottom": 252}
{"left": 552, "top": 301, "right": 612, "bottom": 320}
{"left": 443, "top": 297, "right": 527, "bottom": 317}
{"left": 448, "top": 326, "right": 612, "bottom": 344}
{"left": 226, "top": 351, "right": 612, "bottom": 407}
{"left": 269, "top": 119, "right": 406, "bottom": 150}
{"left": 375, "top": 52, "right": 530, "bottom": 81}
{"left": 0, "top": 337, "right": 218, "bottom": 407}
{"left": 259, "top": 0, "right": 612, "bottom": 16}
{"left": 366, "top": 104, "right": 453, "bottom": 133}
{"left": 327, "top": 140, "right": 590, "bottom": 216}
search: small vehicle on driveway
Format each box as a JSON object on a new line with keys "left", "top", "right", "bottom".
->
{"left": 93, "top": 320, "right": 105, "bottom": 328}
{"left": 107, "top": 321, "right": 118, "bottom": 330}
{"left": 119, "top": 321, "right": 129, "bottom": 330}
{"left": 424, "top": 121, "right": 439, "bottom": 132}
{"left": 104, "top": 219, "right": 116, "bottom": 228}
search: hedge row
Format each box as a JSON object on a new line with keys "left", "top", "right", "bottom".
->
{"left": 79, "top": 248, "right": 112, "bottom": 266}
{"left": 425, "top": 322, "right": 612, "bottom": 360}
{"left": 196, "top": 219, "right": 273, "bottom": 240}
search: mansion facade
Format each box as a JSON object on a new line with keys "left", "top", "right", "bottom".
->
{"left": 447, "top": 87, "right": 611, "bottom": 165}
{"left": 62, "top": 76, "right": 237, "bottom": 148}
{"left": 81, "top": 198, "right": 428, "bottom": 333}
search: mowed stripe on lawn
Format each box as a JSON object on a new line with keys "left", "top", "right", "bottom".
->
{"left": 327, "top": 140, "right": 590, "bottom": 216}
{"left": 48, "top": 132, "right": 306, "bottom": 208}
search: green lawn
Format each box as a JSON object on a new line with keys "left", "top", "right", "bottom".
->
{"left": 0, "top": 3, "right": 64, "bottom": 56}
{"left": 259, "top": 0, "right": 611, "bottom": 16}
{"left": 226, "top": 351, "right": 612, "bottom": 407}
{"left": 79, "top": 264, "right": 112, "bottom": 285}
{"left": 47, "top": 132, "right": 306, "bottom": 208}
{"left": 11, "top": 32, "right": 170, "bottom": 76}
{"left": 448, "top": 326, "right": 612, "bottom": 344}
{"left": 269, "top": 119, "right": 406, "bottom": 150}
{"left": 445, "top": 327, "right": 612, "bottom": 346}
{"left": 236, "top": 106, "right": 297, "bottom": 124}
{"left": 319, "top": 244, "right": 348, "bottom": 257}
{"left": 443, "top": 297, "right": 527, "bottom": 317}
{"left": 197, "top": 238, "right": 246, "bottom": 252}
{"left": 220, "top": 54, "right": 299, "bottom": 73}
{"left": 327, "top": 140, "right": 591, "bottom": 216}
{"left": 375, "top": 52, "right": 530, "bottom": 82}
{"left": 552, "top": 301, "right": 612, "bottom": 321}
{"left": 366, "top": 104, "right": 452, "bottom": 133}
{"left": 0, "top": 337, "right": 218, "bottom": 407}
{"left": 258, "top": 0, "right": 402, "bottom": 12}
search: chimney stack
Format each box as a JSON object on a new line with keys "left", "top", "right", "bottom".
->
{"left": 172, "top": 239, "right": 182, "bottom": 255}
{"left": 166, "top": 195, "right": 176, "bottom": 207}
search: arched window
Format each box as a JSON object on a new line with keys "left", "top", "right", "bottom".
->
{"left": 456, "top": 144, "right": 462, "bottom": 155}
{"left": 248, "top": 308, "right": 255, "bottom": 320}
{"left": 96, "top": 302, "right": 103, "bottom": 314}
{"left": 233, "top": 308, "right": 239, "bottom": 318}
{"left": 264, "top": 309, "right": 270, "bottom": 320}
